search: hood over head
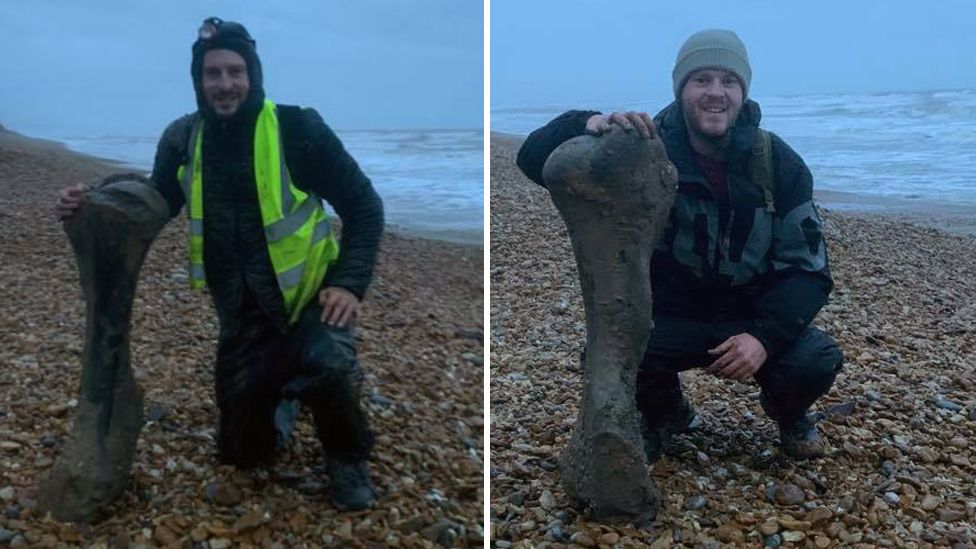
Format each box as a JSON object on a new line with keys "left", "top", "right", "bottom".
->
{"left": 190, "top": 17, "right": 266, "bottom": 123}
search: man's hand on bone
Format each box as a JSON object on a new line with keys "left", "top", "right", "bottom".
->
{"left": 585, "top": 112, "right": 656, "bottom": 139}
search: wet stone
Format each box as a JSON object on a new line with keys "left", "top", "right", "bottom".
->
{"left": 539, "top": 490, "right": 556, "bottom": 510}
{"left": 698, "top": 516, "right": 718, "bottom": 527}
{"left": 933, "top": 395, "right": 963, "bottom": 412}
{"left": 950, "top": 454, "right": 970, "bottom": 467}
{"left": 915, "top": 447, "right": 938, "bottom": 463}
{"left": 715, "top": 523, "right": 744, "bottom": 543}
{"left": 937, "top": 508, "right": 966, "bottom": 522}
{"left": 421, "top": 519, "right": 461, "bottom": 547}
{"left": 569, "top": 532, "right": 595, "bottom": 547}
{"left": 772, "top": 483, "right": 805, "bottom": 506}
{"left": 880, "top": 462, "right": 896, "bottom": 477}
{"left": 805, "top": 507, "right": 833, "bottom": 525}
{"left": 547, "top": 525, "right": 570, "bottom": 542}
{"left": 505, "top": 491, "right": 525, "bottom": 506}
{"left": 778, "top": 517, "right": 811, "bottom": 531}
{"left": 204, "top": 483, "right": 242, "bottom": 507}
{"left": 921, "top": 495, "right": 942, "bottom": 511}
{"left": 369, "top": 394, "right": 395, "bottom": 408}
{"left": 782, "top": 531, "right": 805, "bottom": 542}
{"left": 554, "top": 510, "right": 576, "bottom": 523}
{"left": 826, "top": 401, "right": 855, "bottom": 419}
{"left": 685, "top": 495, "right": 708, "bottom": 510}
{"left": 764, "top": 533, "right": 783, "bottom": 548}
{"left": 145, "top": 403, "right": 169, "bottom": 422}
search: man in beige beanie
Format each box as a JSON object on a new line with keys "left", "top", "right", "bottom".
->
{"left": 517, "top": 29, "right": 841, "bottom": 461}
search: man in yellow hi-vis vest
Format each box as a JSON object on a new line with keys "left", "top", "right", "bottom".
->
{"left": 56, "top": 17, "right": 383, "bottom": 511}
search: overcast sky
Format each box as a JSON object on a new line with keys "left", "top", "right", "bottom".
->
{"left": 0, "top": 0, "right": 483, "bottom": 137}
{"left": 491, "top": 0, "right": 976, "bottom": 109}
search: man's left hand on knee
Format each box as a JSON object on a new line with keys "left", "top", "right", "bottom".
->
{"left": 319, "top": 287, "right": 360, "bottom": 328}
{"left": 706, "top": 333, "right": 768, "bottom": 381}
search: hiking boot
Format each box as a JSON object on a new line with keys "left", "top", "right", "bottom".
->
{"left": 327, "top": 458, "right": 377, "bottom": 511}
{"left": 780, "top": 414, "right": 827, "bottom": 459}
{"left": 642, "top": 398, "right": 701, "bottom": 463}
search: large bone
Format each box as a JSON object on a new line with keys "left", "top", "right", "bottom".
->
{"left": 543, "top": 127, "right": 677, "bottom": 524}
{"left": 38, "top": 175, "right": 170, "bottom": 522}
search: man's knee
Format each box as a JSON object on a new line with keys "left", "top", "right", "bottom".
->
{"left": 765, "top": 328, "right": 843, "bottom": 390}
{"left": 300, "top": 325, "right": 360, "bottom": 378}
{"left": 793, "top": 328, "right": 842, "bottom": 377}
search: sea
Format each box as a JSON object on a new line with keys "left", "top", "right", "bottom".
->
{"left": 37, "top": 128, "right": 485, "bottom": 246}
{"left": 492, "top": 88, "right": 976, "bottom": 210}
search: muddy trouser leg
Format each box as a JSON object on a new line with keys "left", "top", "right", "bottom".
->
{"left": 214, "top": 298, "right": 288, "bottom": 468}
{"left": 282, "top": 302, "right": 374, "bottom": 462}
{"left": 635, "top": 316, "right": 715, "bottom": 430}
{"left": 754, "top": 327, "right": 844, "bottom": 427}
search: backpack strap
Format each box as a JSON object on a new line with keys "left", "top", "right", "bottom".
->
{"left": 751, "top": 128, "right": 776, "bottom": 213}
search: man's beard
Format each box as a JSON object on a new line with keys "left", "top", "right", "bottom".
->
{"left": 682, "top": 102, "right": 736, "bottom": 151}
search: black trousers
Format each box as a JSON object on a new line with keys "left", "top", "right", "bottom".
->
{"left": 635, "top": 316, "right": 843, "bottom": 428}
{"left": 214, "top": 291, "right": 373, "bottom": 468}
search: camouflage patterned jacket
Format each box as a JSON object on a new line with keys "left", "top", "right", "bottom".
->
{"left": 516, "top": 100, "right": 833, "bottom": 356}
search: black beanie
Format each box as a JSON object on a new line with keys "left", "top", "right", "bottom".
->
{"left": 190, "top": 17, "right": 266, "bottom": 120}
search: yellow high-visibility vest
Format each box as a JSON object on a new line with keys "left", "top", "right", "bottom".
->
{"left": 177, "top": 99, "right": 340, "bottom": 325}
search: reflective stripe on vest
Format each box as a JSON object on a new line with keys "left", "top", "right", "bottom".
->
{"left": 176, "top": 100, "right": 340, "bottom": 325}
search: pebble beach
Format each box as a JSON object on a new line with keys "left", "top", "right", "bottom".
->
{"left": 490, "top": 132, "right": 976, "bottom": 548}
{"left": 0, "top": 126, "right": 484, "bottom": 547}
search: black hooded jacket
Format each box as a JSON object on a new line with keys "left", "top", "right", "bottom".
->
{"left": 515, "top": 101, "right": 833, "bottom": 356}
{"left": 147, "top": 23, "right": 384, "bottom": 334}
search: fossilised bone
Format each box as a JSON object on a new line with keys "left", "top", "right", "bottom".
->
{"left": 542, "top": 127, "right": 677, "bottom": 524}
{"left": 38, "top": 174, "right": 170, "bottom": 523}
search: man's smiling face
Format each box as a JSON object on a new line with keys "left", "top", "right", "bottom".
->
{"left": 680, "top": 68, "right": 744, "bottom": 141}
{"left": 201, "top": 49, "right": 250, "bottom": 117}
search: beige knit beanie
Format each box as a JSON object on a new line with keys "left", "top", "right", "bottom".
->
{"left": 672, "top": 29, "right": 752, "bottom": 97}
